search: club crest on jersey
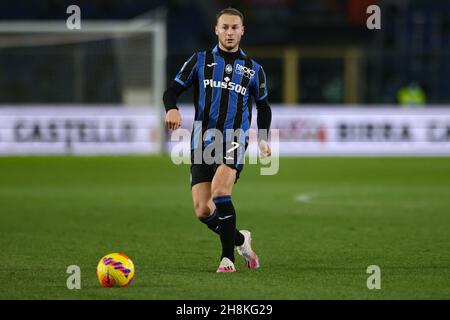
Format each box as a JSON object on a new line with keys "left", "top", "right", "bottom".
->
{"left": 235, "top": 64, "right": 255, "bottom": 80}
{"left": 225, "top": 64, "right": 233, "bottom": 74}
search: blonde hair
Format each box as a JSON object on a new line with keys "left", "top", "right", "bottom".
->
{"left": 216, "top": 7, "right": 244, "bottom": 25}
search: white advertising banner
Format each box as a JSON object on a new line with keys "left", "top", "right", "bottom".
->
{"left": 1, "top": 105, "right": 449, "bottom": 155}
{"left": 174, "top": 105, "right": 450, "bottom": 156}
{"left": 267, "top": 107, "right": 450, "bottom": 155}
{"left": 0, "top": 107, "right": 161, "bottom": 155}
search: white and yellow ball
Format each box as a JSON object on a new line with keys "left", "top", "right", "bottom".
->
{"left": 96, "top": 253, "right": 135, "bottom": 287}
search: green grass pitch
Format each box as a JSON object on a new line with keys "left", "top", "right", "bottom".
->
{"left": 0, "top": 156, "right": 449, "bottom": 299}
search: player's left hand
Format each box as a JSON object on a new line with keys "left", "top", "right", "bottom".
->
{"left": 259, "top": 140, "right": 271, "bottom": 158}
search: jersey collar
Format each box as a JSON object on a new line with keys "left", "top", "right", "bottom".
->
{"left": 212, "top": 45, "right": 247, "bottom": 59}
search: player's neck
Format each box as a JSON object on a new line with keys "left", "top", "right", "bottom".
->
{"left": 217, "top": 44, "right": 240, "bottom": 60}
{"left": 218, "top": 42, "right": 239, "bottom": 53}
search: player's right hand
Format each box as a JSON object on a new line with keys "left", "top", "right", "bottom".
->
{"left": 165, "top": 109, "right": 182, "bottom": 130}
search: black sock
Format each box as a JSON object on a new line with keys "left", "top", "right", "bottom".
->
{"left": 213, "top": 195, "right": 239, "bottom": 262}
{"left": 199, "top": 209, "right": 245, "bottom": 246}
{"left": 235, "top": 228, "right": 244, "bottom": 246}
{"left": 199, "top": 210, "right": 220, "bottom": 235}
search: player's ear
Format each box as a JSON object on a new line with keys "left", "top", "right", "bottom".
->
{"left": 241, "top": 25, "right": 244, "bottom": 36}
{"left": 215, "top": 25, "right": 219, "bottom": 36}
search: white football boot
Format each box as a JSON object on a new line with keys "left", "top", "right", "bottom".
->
{"left": 236, "top": 230, "right": 260, "bottom": 269}
{"left": 216, "top": 257, "right": 236, "bottom": 273}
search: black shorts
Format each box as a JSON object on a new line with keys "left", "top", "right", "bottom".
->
{"left": 189, "top": 143, "right": 245, "bottom": 187}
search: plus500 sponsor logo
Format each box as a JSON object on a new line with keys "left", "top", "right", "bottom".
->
{"left": 203, "top": 79, "right": 247, "bottom": 95}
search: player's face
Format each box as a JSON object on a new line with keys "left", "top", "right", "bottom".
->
{"left": 215, "top": 14, "right": 244, "bottom": 52}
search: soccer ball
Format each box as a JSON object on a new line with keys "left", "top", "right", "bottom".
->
{"left": 96, "top": 253, "right": 135, "bottom": 287}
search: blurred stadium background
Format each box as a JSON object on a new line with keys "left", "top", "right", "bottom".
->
{"left": 1, "top": 0, "right": 450, "bottom": 155}
{"left": 0, "top": 0, "right": 449, "bottom": 299}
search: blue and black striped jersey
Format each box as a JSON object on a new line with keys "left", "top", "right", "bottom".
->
{"left": 174, "top": 45, "right": 269, "bottom": 149}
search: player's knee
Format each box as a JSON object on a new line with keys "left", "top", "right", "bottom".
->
{"left": 193, "top": 202, "right": 210, "bottom": 220}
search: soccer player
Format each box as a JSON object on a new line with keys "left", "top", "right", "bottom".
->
{"left": 163, "top": 7, "right": 272, "bottom": 273}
